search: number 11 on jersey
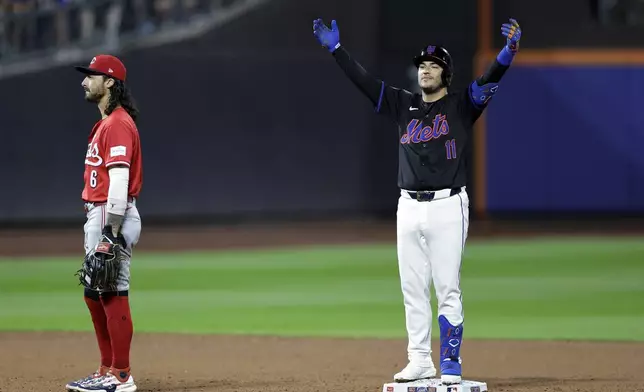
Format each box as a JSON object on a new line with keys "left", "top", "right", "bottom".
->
{"left": 445, "top": 139, "right": 456, "bottom": 160}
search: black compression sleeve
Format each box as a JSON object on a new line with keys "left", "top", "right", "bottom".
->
{"left": 332, "top": 46, "right": 384, "bottom": 107}
{"left": 477, "top": 59, "right": 510, "bottom": 85}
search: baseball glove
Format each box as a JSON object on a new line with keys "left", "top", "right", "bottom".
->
{"left": 76, "top": 225, "right": 126, "bottom": 292}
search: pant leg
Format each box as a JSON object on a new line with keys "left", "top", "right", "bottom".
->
{"left": 396, "top": 192, "right": 433, "bottom": 364}
{"left": 84, "top": 204, "right": 106, "bottom": 256}
{"left": 424, "top": 191, "right": 469, "bottom": 326}
{"left": 116, "top": 201, "right": 142, "bottom": 292}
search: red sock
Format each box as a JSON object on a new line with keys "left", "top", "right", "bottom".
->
{"left": 102, "top": 294, "right": 133, "bottom": 375}
{"left": 84, "top": 292, "right": 112, "bottom": 368}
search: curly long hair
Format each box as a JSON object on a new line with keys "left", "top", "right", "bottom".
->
{"left": 104, "top": 78, "right": 140, "bottom": 124}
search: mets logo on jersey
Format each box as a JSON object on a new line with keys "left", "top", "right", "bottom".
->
{"left": 85, "top": 142, "right": 103, "bottom": 166}
{"left": 400, "top": 115, "right": 449, "bottom": 144}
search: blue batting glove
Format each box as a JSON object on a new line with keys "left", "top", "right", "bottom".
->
{"left": 501, "top": 18, "right": 521, "bottom": 53}
{"left": 313, "top": 18, "right": 340, "bottom": 53}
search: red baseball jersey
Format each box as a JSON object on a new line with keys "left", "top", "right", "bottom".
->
{"left": 82, "top": 107, "right": 143, "bottom": 203}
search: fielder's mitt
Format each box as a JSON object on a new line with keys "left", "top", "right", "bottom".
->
{"left": 76, "top": 225, "right": 126, "bottom": 292}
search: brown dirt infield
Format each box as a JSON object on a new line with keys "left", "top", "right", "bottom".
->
{"left": 2, "top": 333, "right": 643, "bottom": 392}
{"left": 1, "top": 218, "right": 643, "bottom": 392}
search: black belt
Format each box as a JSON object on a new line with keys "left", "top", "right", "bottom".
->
{"left": 406, "top": 187, "right": 462, "bottom": 202}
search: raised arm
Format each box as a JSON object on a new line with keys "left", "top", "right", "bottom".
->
{"left": 468, "top": 18, "right": 522, "bottom": 111}
{"left": 313, "top": 18, "right": 406, "bottom": 118}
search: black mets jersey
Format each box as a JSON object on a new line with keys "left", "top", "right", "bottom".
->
{"left": 332, "top": 46, "right": 488, "bottom": 191}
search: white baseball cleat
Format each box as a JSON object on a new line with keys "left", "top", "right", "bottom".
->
{"left": 74, "top": 372, "right": 137, "bottom": 392}
{"left": 393, "top": 361, "right": 437, "bottom": 382}
{"left": 440, "top": 374, "right": 462, "bottom": 385}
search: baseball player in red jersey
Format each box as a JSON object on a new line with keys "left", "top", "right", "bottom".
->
{"left": 65, "top": 54, "right": 143, "bottom": 392}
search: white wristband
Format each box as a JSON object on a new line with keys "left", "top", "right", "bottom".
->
{"left": 107, "top": 166, "right": 129, "bottom": 216}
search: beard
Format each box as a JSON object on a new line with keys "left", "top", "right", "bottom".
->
{"left": 420, "top": 80, "right": 444, "bottom": 95}
{"left": 84, "top": 89, "right": 104, "bottom": 103}
{"left": 421, "top": 85, "right": 442, "bottom": 95}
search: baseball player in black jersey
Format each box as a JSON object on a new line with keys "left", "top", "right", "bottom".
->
{"left": 313, "top": 18, "right": 522, "bottom": 385}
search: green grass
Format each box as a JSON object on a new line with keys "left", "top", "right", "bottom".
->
{"left": 0, "top": 237, "right": 642, "bottom": 341}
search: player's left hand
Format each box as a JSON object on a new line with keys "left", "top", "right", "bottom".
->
{"left": 501, "top": 18, "right": 521, "bottom": 52}
{"left": 97, "top": 225, "right": 127, "bottom": 252}
{"left": 313, "top": 18, "right": 340, "bottom": 53}
{"left": 75, "top": 225, "right": 126, "bottom": 292}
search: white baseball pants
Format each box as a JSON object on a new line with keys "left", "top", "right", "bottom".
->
{"left": 83, "top": 200, "right": 142, "bottom": 292}
{"left": 395, "top": 187, "right": 469, "bottom": 362}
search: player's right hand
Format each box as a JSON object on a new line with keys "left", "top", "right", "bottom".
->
{"left": 313, "top": 18, "right": 340, "bottom": 53}
{"left": 501, "top": 18, "right": 521, "bottom": 52}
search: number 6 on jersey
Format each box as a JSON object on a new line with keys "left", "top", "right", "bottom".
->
{"left": 445, "top": 139, "right": 456, "bottom": 160}
{"left": 89, "top": 170, "right": 98, "bottom": 188}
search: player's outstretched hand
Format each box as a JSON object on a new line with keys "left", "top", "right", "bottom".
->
{"left": 313, "top": 18, "right": 340, "bottom": 53}
{"left": 501, "top": 18, "right": 521, "bottom": 52}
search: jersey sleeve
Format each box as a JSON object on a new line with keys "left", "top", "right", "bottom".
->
{"left": 375, "top": 83, "right": 413, "bottom": 121}
{"left": 332, "top": 46, "right": 410, "bottom": 120}
{"left": 102, "top": 121, "right": 134, "bottom": 168}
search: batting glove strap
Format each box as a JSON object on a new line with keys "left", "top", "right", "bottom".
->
{"left": 497, "top": 45, "right": 515, "bottom": 66}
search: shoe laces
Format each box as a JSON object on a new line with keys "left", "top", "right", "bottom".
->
{"left": 85, "top": 373, "right": 117, "bottom": 386}
{"left": 74, "top": 371, "right": 100, "bottom": 384}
